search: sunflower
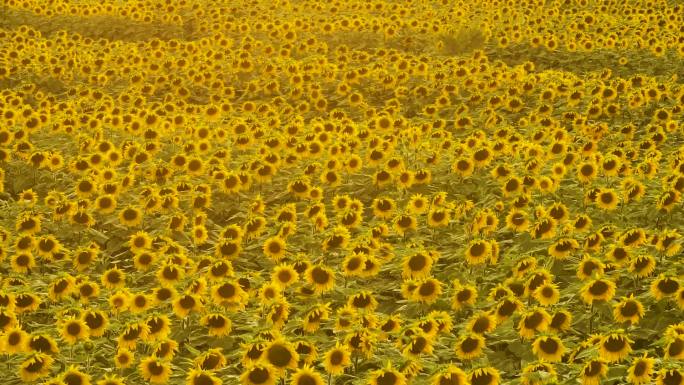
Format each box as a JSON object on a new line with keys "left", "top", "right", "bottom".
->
{"left": 494, "top": 296, "right": 523, "bottom": 322}
{"left": 577, "top": 161, "right": 598, "bottom": 183}
{"left": 656, "top": 369, "right": 683, "bottom": 385}
{"left": 455, "top": 333, "right": 485, "bottom": 360}
{"left": 342, "top": 252, "right": 366, "bottom": 277}
{"left": 118, "top": 206, "right": 143, "bottom": 227}
{"left": 95, "top": 194, "right": 117, "bottom": 214}
{"left": 153, "top": 339, "right": 179, "bottom": 360}
{"left": 427, "top": 208, "right": 451, "bottom": 228}
{"left": 10, "top": 252, "right": 36, "bottom": 274}
{"left": 348, "top": 291, "right": 378, "bottom": 312}
{"left": 577, "top": 255, "right": 605, "bottom": 280}
{"left": 451, "top": 283, "right": 478, "bottom": 311}
{"left": 393, "top": 213, "right": 417, "bottom": 236}
{"left": 605, "top": 244, "right": 630, "bottom": 266}
{"left": 629, "top": 254, "right": 656, "bottom": 278}
{"left": 665, "top": 336, "right": 684, "bottom": 359}
{"left": 102, "top": 267, "right": 126, "bottom": 289}
{"left": 268, "top": 260, "right": 295, "bottom": 283}
{"left": 295, "top": 340, "right": 318, "bottom": 366}
{"left": 140, "top": 356, "right": 171, "bottom": 384}
{"left": 20, "top": 352, "right": 54, "bottom": 382}
{"left": 128, "top": 231, "right": 152, "bottom": 252}
{"left": 521, "top": 362, "right": 557, "bottom": 385}
{"left": 651, "top": 275, "right": 680, "bottom": 300}
{"left": 260, "top": 338, "right": 298, "bottom": 374}
{"left": 620, "top": 228, "right": 647, "bottom": 248}
{"left": 368, "top": 363, "right": 407, "bottom": 385}
{"left": 36, "top": 235, "right": 61, "bottom": 259}
{"left": 146, "top": 315, "right": 171, "bottom": 341}
{"left": 518, "top": 308, "right": 551, "bottom": 339}
{"left": 267, "top": 300, "right": 290, "bottom": 329}
{"left": 108, "top": 290, "right": 130, "bottom": 314}
{"left": 464, "top": 239, "right": 491, "bottom": 265}
{"left": 406, "top": 194, "right": 429, "bottom": 215}
{"left": 49, "top": 275, "right": 75, "bottom": 301}
{"left": 157, "top": 263, "right": 184, "bottom": 287}
{"left": 531, "top": 217, "right": 556, "bottom": 239}
{"left": 469, "top": 367, "right": 500, "bottom": 385}
{"left": 345, "top": 326, "right": 374, "bottom": 356}
{"left": 305, "top": 264, "right": 335, "bottom": 294}
{"left": 580, "top": 277, "right": 616, "bottom": 304}
{"left": 290, "top": 365, "right": 324, "bottom": 385}
{"left": 627, "top": 355, "right": 655, "bottom": 385}
{"left": 322, "top": 226, "right": 350, "bottom": 250}
{"left": 60, "top": 317, "right": 89, "bottom": 345}
{"left": 613, "top": 295, "right": 644, "bottom": 324}
{"left": 172, "top": 293, "right": 203, "bottom": 318}
{"left": 411, "top": 277, "right": 443, "bottom": 304}
{"left": 401, "top": 330, "right": 433, "bottom": 358}
{"left": 115, "top": 348, "right": 135, "bottom": 369}
{"left": 2, "top": 326, "right": 29, "bottom": 353}
{"left": 195, "top": 348, "right": 227, "bottom": 371}
{"left": 350, "top": 253, "right": 377, "bottom": 278}
{"left": 28, "top": 334, "right": 59, "bottom": 354}
{"left": 128, "top": 292, "right": 151, "bottom": 314}
{"left": 596, "top": 188, "right": 620, "bottom": 212}
{"left": 241, "top": 341, "right": 267, "bottom": 366}
{"left": 580, "top": 359, "right": 607, "bottom": 385}
{"left": 573, "top": 214, "right": 593, "bottom": 233}
{"left": 97, "top": 375, "right": 126, "bottom": 385}
{"left": 548, "top": 238, "right": 579, "bottom": 260}
{"left": 14, "top": 293, "right": 41, "bottom": 314}
{"left": 200, "top": 313, "right": 232, "bottom": 337}
{"left": 16, "top": 212, "right": 41, "bottom": 234}
{"left": 505, "top": 209, "right": 530, "bottom": 232}
{"left": 333, "top": 304, "right": 357, "bottom": 332}
{"left": 259, "top": 283, "right": 282, "bottom": 303}
{"left": 657, "top": 190, "right": 681, "bottom": 213}
{"left": 82, "top": 310, "right": 109, "bottom": 337}
{"left": 263, "top": 236, "right": 287, "bottom": 262}
{"left": 185, "top": 368, "right": 222, "bottom": 385}
{"left": 549, "top": 309, "right": 573, "bottom": 333}
{"left": 467, "top": 311, "right": 497, "bottom": 335}
{"left": 303, "top": 303, "right": 331, "bottom": 332}
{"left": 432, "top": 365, "right": 468, "bottom": 385}
{"left": 132, "top": 251, "right": 156, "bottom": 272}
{"left": 372, "top": 197, "right": 396, "bottom": 219}
{"left": 244, "top": 215, "right": 268, "bottom": 240}
{"left": 512, "top": 256, "right": 536, "bottom": 277}
{"left": 240, "top": 364, "right": 276, "bottom": 385}
{"left": 118, "top": 321, "right": 150, "bottom": 350}
{"left": 533, "top": 282, "right": 560, "bottom": 306}
{"left": 323, "top": 343, "right": 351, "bottom": 375}
{"left": 502, "top": 176, "right": 523, "bottom": 197}
{"left": 215, "top": 238, "right": 242, "bottom": 260}
{"left": 402, "top": 252, "right": 433, "bottom": 279}
{"left": 532, "top": 335, "right": 565, "bottom": 362}
{"left": 18, "top": 188, "right": 38, "bottom": 207}
{"left": 73, "top": 247, "right": 98, "bottom": 272}
{"left": 61, "top": 366, "right": 92, "bottom": 385}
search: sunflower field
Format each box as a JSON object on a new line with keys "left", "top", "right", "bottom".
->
{"left": 0, "top": 0, "right": 683, "bottom": 384}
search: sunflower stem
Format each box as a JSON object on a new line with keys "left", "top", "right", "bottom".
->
{"left": 588, "top": 303, "right": 595, "bottom": 334}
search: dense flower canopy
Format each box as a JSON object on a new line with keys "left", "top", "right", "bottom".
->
{"left": 0, "top": 0, "right": 683, "bottom": 384}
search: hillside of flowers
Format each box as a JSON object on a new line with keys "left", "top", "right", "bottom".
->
{"left": 0, "top": 0, "right": 683, "bottom": 385}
